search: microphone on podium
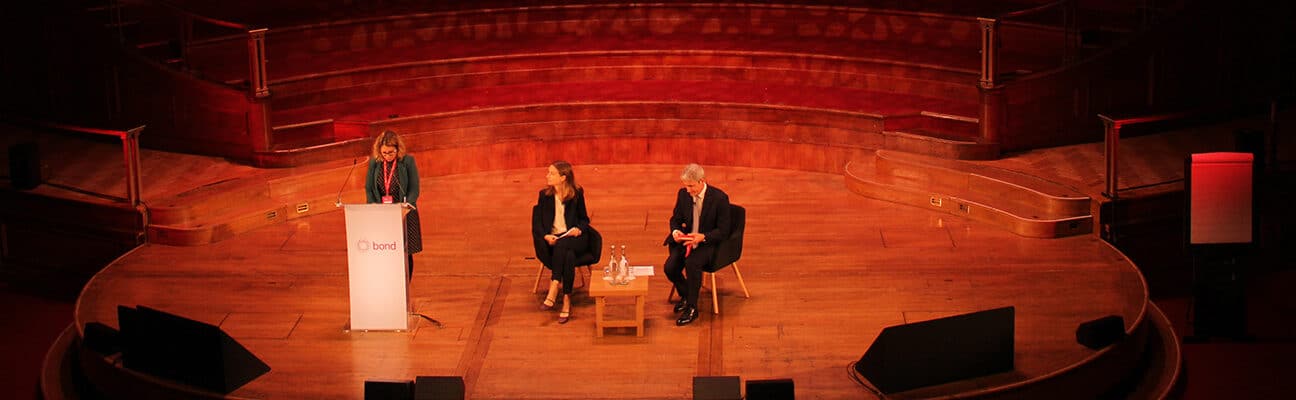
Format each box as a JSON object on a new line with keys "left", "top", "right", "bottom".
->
{"left": 335, "top": 157, "right": 360, "bottom": 207}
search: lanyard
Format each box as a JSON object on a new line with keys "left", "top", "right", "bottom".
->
{"left": 382, "top": 160, "right": 397, "bottom": 196}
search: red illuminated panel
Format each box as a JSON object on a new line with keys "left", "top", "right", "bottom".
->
{"left": 1189, "top": 152, "right": 1253, "bottom": 244}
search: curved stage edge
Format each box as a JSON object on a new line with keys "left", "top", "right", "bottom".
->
{"left": 60, "top": 165, "right": 1172, "bottom": 399}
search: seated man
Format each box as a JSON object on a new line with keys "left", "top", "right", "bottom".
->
{"left": 662, "top": 163, "right": 732, "bottom": 326}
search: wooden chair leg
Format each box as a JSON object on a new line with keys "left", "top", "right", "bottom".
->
{"left": 730, "top": 262, "right": 750, "bottom": 298}
{"left": 709, "top": 272, "right": 719, "bottom": 314}
{"left": 533, "top": 264, "right": 545, "bottom": 293}
{"left": 575, "top": 265, "right": 589, "bottom": 290}
{"left": 667, "top": 286, "right": 676, "bottom": 303}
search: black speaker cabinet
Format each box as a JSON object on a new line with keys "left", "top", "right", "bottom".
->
{"left": 1235, "top": 128, "right": 1265, "bottom": 170}
{"left": 414, "top": 376, "right": 465, "bottom": 400}
{"left": 82, "top": 321, "right": 121, "bottom": 355}
{"left": 365, "top": 379, "right": 414, "bottom": 400}
{"left": 1075, "top": 315, "right": 1126, "bottom": 349}
{"left": 9, "top": 142, "right": 41, "bottom": 190}
{"left": 854, "top": 306, "right": 1015, "bottom": 394}
{"left": 693, "top": 376, "right": 741, "bottom": 400}
{"left": 117, "top": 305, "right": 271, "bottom": 394}
{"left": 746, "top": 378, "right": 795, "bottom": 400}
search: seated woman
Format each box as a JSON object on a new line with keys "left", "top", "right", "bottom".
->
{"left": 531, "top": 160, "right": 592, "bottom": 324}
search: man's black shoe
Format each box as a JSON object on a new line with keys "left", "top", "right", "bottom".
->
{"left": 676, "top": 306, "right": 699, "bottom": 326}
{"left": 673, "top": 300, "right": 689, "bottom": 314}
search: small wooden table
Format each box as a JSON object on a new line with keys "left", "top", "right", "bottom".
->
{"left": 588, "top": 276, "right": 649, "bottom": 337}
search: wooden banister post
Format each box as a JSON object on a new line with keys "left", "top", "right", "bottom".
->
{"left": 977, "top": 17, "right": 999, "bottom": 89}
{"left": 978, "top": 87, "right": 1005, "bottom": 149}
{"left": 122, "top": 126, "right": 146, "bottom": 208}
{"left": 247, "top": 28, "right": 270, "bottom": 98}
{"left": 977, "top": 18, "right": 1003, "bottom": 150}
{"left": 246, "top": 28, "right": 272, "bottom": 154}
{"left": 1100, "top": 115, "right": 1120, "bottom": 199}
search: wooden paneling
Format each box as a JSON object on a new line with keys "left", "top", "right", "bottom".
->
{"left": 267, "top": 52, "right": 980, "bottom": 110}
{"left": 113, "top": 50, "right": 265, "bottom": 159}
{"left": 185, "top": 4, "right": 1004, "bottom": 81}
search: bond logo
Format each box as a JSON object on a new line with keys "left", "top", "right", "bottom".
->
{"left": 356, "top": 240, "right": 399, "bottom": 252}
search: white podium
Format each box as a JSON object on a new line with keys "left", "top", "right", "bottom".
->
{"left": 343, "top": 203, "right": 409, "bottom": 331}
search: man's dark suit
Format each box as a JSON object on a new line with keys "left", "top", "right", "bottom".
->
{"left": 663, "top": 185, "right": 732, "bottom": 308}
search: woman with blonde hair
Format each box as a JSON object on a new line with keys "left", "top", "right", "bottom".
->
{"left": 531, "top": 160, "right": 592, "bottom": 323}
{"left": 365, "top": 130, "right": 422, "bottom": 278}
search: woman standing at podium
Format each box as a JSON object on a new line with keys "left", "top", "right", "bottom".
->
{"left": 532, "top": 160, "right": 591, "bottom": 324}
{"left": 365, "top": 130, "right": 423, "bottom": 279}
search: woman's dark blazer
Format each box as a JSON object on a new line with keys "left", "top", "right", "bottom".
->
{"left": 531, "top": 188, "right": 590, "bottom": 240}
{"left": 364, "top": 155, "right": 420, "bottom": 204}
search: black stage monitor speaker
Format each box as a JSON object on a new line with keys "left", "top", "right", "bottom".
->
{"left": 9, "top": 142, "right": 41, "bottom": 190}
{"left": 414, "top": 376, "right": 465, "bottom": 400}
{"left": 854, "top": 306, "right": 1015, "bottom": 394}
{"left": 1076, "top": 315, "right": 1125, "bottom": 349}
{"left": 693, "top": 376, "right": 741, "bottom": 400}
{"left": 746, "top": 378, "right": 795, "bottom": 400}
{"left": 82, "top": 321, "right": 121, "bottom": 355}
{"left": 365, "top": 379, "right": 414, "bottom": 400}
{"left": 117, "top": 305, "right": 271, "bottom": 394}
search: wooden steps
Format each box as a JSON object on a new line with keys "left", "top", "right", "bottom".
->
{"left": 181, "top": 3, "right": 1064, "bottom": 84}
{"left": 265, "top": 49, "right": 981, "bottom": 112}
{"left": 260, "top": 78, "right": 989, "bottom": 163}
{"left": 270, "top": 80, "right": 937, "bottom": 127}
{"left": 844, "top": 150, "right": 1092, "bottom": 238}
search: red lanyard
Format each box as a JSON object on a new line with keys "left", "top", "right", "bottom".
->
{"left": 382, "top": 160, "right": 397, "bottom": 195}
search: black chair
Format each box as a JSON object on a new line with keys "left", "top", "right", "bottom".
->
{"left": 531, "top": 205, "right": 603, "bottom": 293}
{"left": 669, "top": 204, "right": 750, "bottom": 314}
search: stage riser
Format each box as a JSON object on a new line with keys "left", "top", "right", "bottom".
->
{"left": 259, "top": 102, "right": 996, "bottom": 167}
{"left": 150, "top": 137, "right": 879, "bottom": 245}
{"left": 843, "top": 151, "right": 1092, "bottom": 238}
{"left": 58, "top": 165, "right": 1161, "bottom": 398}
{"left": 874, "top": 152, "right": 1091, "bottom": 219}
{"left": 844, "top": 170, "right": 1093, "bottom": 239}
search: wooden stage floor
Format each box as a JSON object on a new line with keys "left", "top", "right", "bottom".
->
{"left": 75, "top": 165, "right": 1148, "bottom": 399}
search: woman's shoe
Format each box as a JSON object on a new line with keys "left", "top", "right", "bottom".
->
{"left": 557, "top": 294, "right": 572, "bottom": 324}
{"left": 541, "top": 280, "right": 559, "bottom": 310}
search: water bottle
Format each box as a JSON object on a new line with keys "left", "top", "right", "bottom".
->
{"left": 621, "top": 245, "right": 634, "bottom": 283}
{"left": 615, "top": 245, "right": 628, "bottom": 285}
{"left": 604, "top": 245, "right": 617, "bottom": 282}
